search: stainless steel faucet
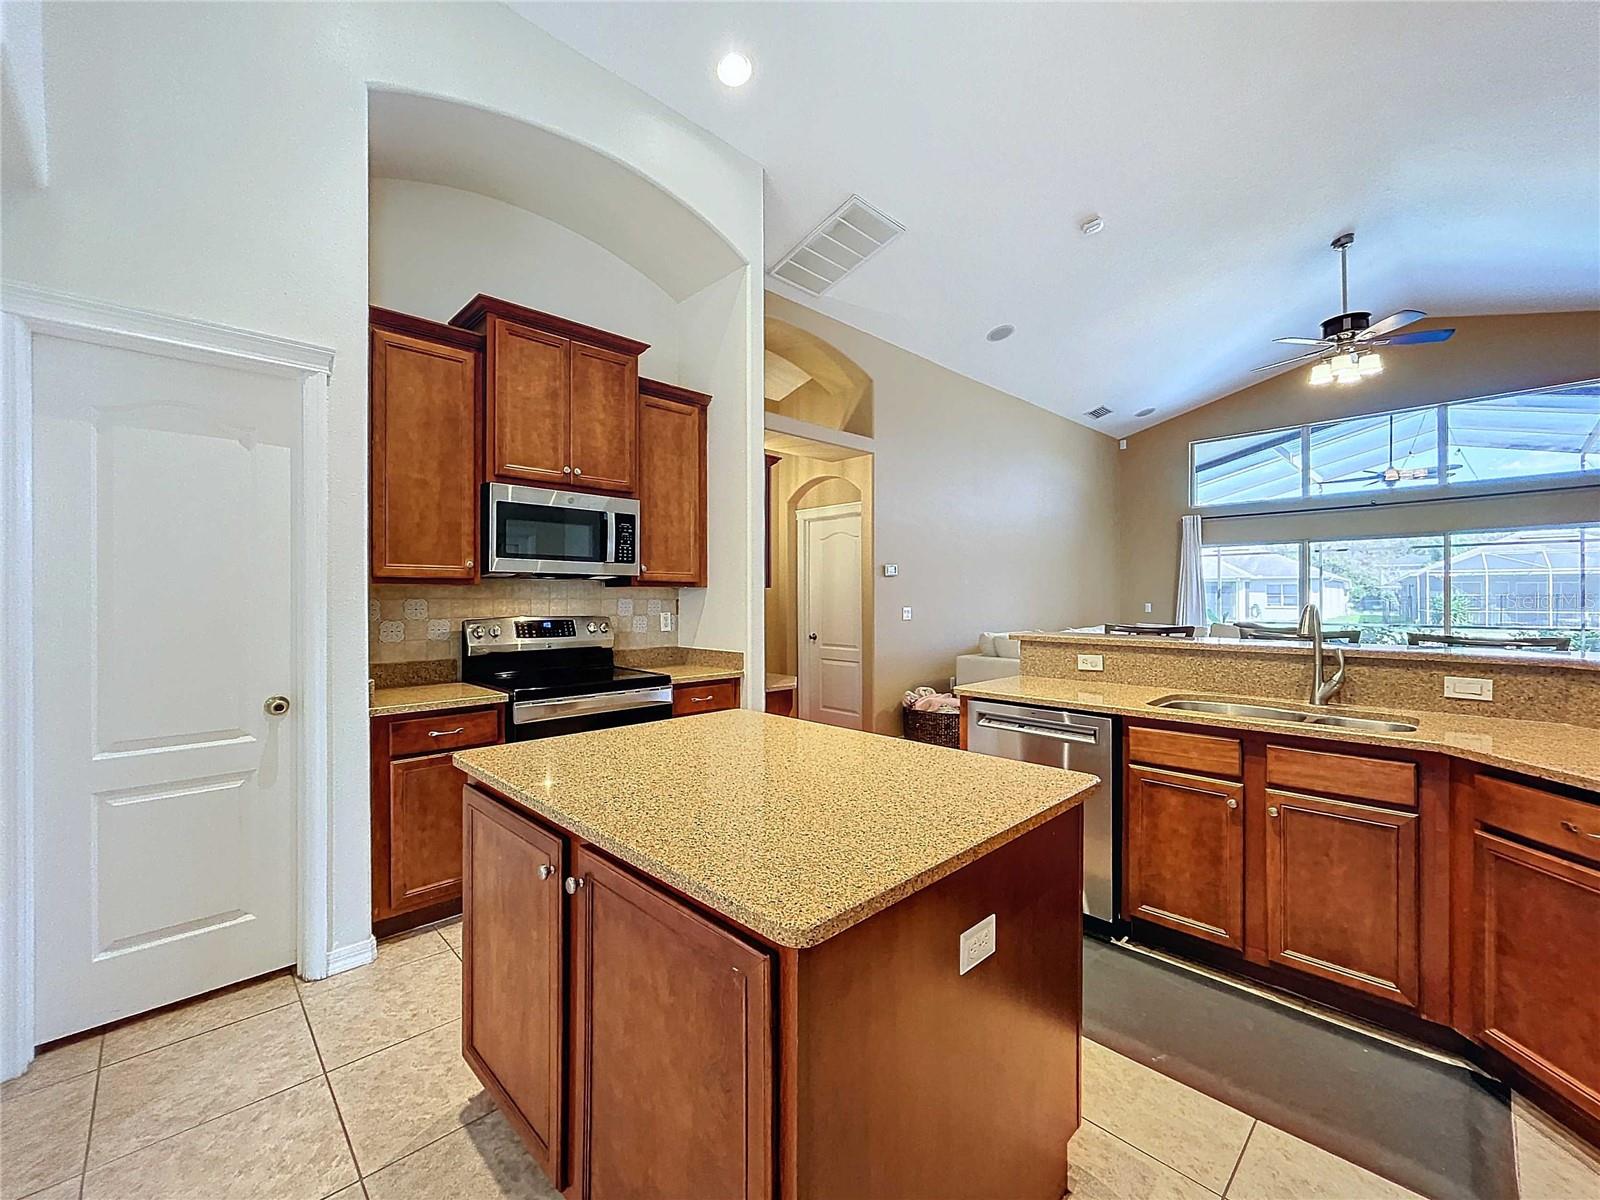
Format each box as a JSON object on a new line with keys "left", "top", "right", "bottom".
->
{"left": 1297, "top": 602, "right": 1346, "bottom": 705}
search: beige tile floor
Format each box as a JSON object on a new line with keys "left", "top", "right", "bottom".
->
{"left": 3, "top": 918, "right": 1596, "bottom": 1200}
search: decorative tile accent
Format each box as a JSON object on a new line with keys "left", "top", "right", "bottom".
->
{"left": 368, "top": 599, "right": 380, "bottom": 621}
{"left": 378, "top": 621, "right": 405, "bottom": 644}
{"left": 631, "top": 616, "right": 648, "bottom": 633}
{"left": 615, "top": 597, "right": 634, "bottom": 617}
{"left": 646, "top": 598, "right": 663, "bottom": 615}
{"left": 402, "top": 599, "right": 428, "bottom": 621}
{"left": 426, "top": 619, "right": 452, "bottom": 641}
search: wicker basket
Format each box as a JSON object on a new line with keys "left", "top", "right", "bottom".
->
{"left": 902, "top": 705, "right": 961, "bottom": 748}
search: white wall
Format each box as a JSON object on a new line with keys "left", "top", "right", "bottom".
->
{"left": 369, "top": 178, "right": 683, "bottom": 382}
{"left": 4, "top": 1, "right": 763, "bottom": 971}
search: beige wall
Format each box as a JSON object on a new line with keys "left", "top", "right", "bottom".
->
{"left": 766, "top": 293, "right": 1121, "bottom": 733}
{"left": 1116, "top": 311, "right": 1600, "bottom": 621}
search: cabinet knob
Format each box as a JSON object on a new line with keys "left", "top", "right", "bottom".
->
{"left": 564, "top": 876, "right": 585, "bottom": 894}
{"left": 538, "top": 864, "right": 554, "bottom": 880}
{"left": 1267, "top": 805, "right": 1279, "bottom": 818}
{"left": 563, "top": 466, "right": 572, "bottom": 474}
{"left": 573, "top": 467, "right": 583, "bottom": 477}
{"left": 465, "top": 558, "right": 473, "bottom": 569}
{"left": 1226, "top": 798, "right": 1238, "bottom": 810}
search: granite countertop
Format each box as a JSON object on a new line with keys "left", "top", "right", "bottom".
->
{"left": 370, "top": 683, "right": 507, "bottom": 718}
{"left": 765, "top": 673, "right": 797, "bottom": 692}
{"left": 455, "top": 710, "right": 1096, "bottom": 948}
{"left": 956, "top": 675, "right": 1600, "bottom": 793}
{"left": 653, "top": 663, "right": 745, "bottom": 686}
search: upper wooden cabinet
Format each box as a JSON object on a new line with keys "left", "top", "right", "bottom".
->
{"left": 452, "top": 295, "right": 647, "bottom": 496}
{"left": 638, "top": 378, "right": 711, "bottom": 587}
{"left": 369, "top": 308, "right": 482, "bottom": 581}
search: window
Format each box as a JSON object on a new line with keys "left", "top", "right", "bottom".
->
{"left": 1206, "top": 523, "right": 1600, "bottom": 649}
{"left": 1191, "top": 380, "right": 1600, "bottom": 510}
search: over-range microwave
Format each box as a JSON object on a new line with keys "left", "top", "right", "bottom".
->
{"left": 482, "top": 483, "right": 640, "bottom": 578}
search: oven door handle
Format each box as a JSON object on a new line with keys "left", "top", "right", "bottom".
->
{"left": 513, "top": 687, "right": 673, "bottom": 725}
{"left": 975, "top": 715, "right": 1100, "bottom": 744}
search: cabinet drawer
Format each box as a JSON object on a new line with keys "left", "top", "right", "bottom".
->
{"left": 1266, "top": 745, "right": 1417, "bottom": 808}
{"left": 1478, "top": 774, "right": 1600, "bottom": 865}
{"left": 672, "top": 679, "right": 740, "bottom": 717}
{"left": 1127, "top": 725, "right": 1242, "bottom": 779}
{"left": 388, "top": 707, "right": 502, "bottom": 757}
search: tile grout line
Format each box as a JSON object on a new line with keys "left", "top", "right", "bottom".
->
{"left": 297, "top": 982, "right": 366, "bottom": 1192}
{"left": 74, "top": 1038, "right": 106, "bottom": 1200}
{"left": 1081, "top": 1116, "right": 1229, "bottom": 1197}
{"left": 1221, "top": 1120, "right": 1256, "bottom": 1198}
{"left": 99, "top": 995, "right": 302, "bottom": 1070}
{"left": 359, "top": 1106, "right": 503, "bottom": 1186}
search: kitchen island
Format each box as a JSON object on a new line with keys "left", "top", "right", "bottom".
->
{"left": 454, "top": 710, "right": 1097, "bottom": 1200}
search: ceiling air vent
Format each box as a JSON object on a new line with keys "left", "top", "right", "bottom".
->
{"left": 770, "top": 195, "right": 905, "bottom": 296}
{"left": 1084, "top": 406, "right": 1113, "bottom": 420}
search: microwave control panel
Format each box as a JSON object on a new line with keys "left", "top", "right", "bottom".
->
{"left": 614, "top": 514, "right": 636, "bottom": 564}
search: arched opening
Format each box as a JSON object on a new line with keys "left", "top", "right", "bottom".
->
{"left": 764, "top": 315, "right": 874, "bottom": 438}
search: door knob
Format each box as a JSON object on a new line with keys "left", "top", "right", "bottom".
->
{"left": 263, "top": 695, "right": 291, "bottom": 716}
{"left": 808, "top": 632, "right": 818, "bottom": 641}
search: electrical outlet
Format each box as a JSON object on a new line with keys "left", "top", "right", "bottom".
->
{"left": 659, "top": 611, "right": 673, "bottom": 632}
{"left": 1444, "top": 675, "right": 1494, "bottom": 701}
{"left": 882, "top": 563, "right": 899, "bottom": 577}
{"left": 959, "top": 914, "right": 996, "bottom": 975}
{"left": 1076, "top": 654, "right": 1104, "bottom": 672}
{"left": 902, "top": 606, "right": 913, "bottom": 621}
{"left": 1144, "top": 602, "right": 1153, "bottom": 613}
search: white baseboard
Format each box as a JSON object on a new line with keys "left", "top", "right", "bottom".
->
{"left": 309, "top": 935, "right": 377, "bottom": 982}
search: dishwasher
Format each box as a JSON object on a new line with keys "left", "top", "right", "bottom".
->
{"left": 965, "top": 698, "right": 1117, "bottom": 928}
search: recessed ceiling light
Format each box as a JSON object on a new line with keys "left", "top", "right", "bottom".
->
{"left": 1080, "top": 215, "right": 1105, "bottom": 236}
{"left": 1135, "top": 406, "right": 1156, "bottom": 418}
{"left": 716, "top": 51, "right": 753, "bottom": 88}
{"left": 986, "top": 324, "right": 1015, "bottom": 342}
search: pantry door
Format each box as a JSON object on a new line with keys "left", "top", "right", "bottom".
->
{"left": 797, "top": 503, "right": 864, "bottom": 729}
{"left": 26, "top": 307, "right": 317, "bottom": 1041}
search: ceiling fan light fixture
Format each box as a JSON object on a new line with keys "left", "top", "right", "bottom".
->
{"left": 1359, "top": 352, "right": 1384, "bottom": 377}
{"left": 1309, "top": 361, "right": 1334, "bottom": 386}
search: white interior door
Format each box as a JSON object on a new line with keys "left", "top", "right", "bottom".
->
{"left": 31, "top": 330, "right": 300, "bottom": 1041}
{"left": 797, "top": 503, "right": 864, "bottom": 728}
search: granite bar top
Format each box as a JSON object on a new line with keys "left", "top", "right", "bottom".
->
{"left": 765, "top": 673, "right": 798, "bottom": 692}
{"left": 455, "top": 710, "right": 1096, "bottom": 948}
{"left": 370, "top": 683, "right": 507, "bottom": 718}
{"left": 956, "top": 675, "right": 1600, "bottom": 793}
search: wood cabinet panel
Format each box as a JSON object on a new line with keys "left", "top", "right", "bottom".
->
{"left": 462, "top": 786, "right": 566, "bottom": 1185}
{"left": 388, "top": 754, "right": 469, "bottom": 911}
{"left": 1477, "top": 774, "right": 1600, "bottom": 865}
{"left": 568, "top": 343, "right": 638, "bottom": 494}
{"left": 672, "top": 679, "right": 741, "bottom": 716}
{"left": 488, "top": 318, "right": 570, "bottom": 485}
{"left": 1266, "top": 745, "right": 1417, "bottom": 808}
{"left": 386, "top": 707, "right": 502, "bottom": 757}
{"left": 369, "top": 321, "right": 480, "bottom": 581}
{"left": 1264, "top": 789, "right": 1419, "bottom": 1006}
{"left": 765, "top": 688, "right": 795, "bottom": 718}
{"left": 569, "top": 845, "right": 772, "bottom": 1200}
{"left": 1475, "top": 830, "right": 1600, "bottom": 1120}
{"left": 1127, "top": 725, "right": 1243, "bottom": 779}
{"left": 1125, "top": 765, "right": 1245, "bottom": 950}
{"left": 638, "top": 384, "right": 709, "bottom": 586}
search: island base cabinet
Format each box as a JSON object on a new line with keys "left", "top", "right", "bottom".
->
{"left": 462, "top": 787, "right": 566, "bottom": 1188}
{"left": 1474, "top": 830, "right": 1600, "bottom": 1122}
{"left": 568, "top": 846, "right": 772, "bottom": 1200}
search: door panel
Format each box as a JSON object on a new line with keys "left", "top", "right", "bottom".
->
{"left": 489, "top": 320, "right": 569, "bottom": 484}
{"left": 32, "top": 332, "right": 299, "bottom": 1039}
{"left": 570, "top": 846, "right": 772, "bottom": 1200}
{"left": 1125, "top": 766, "right": 1245, "bottom": 950}
{"left": 637, "top": 394, "right": 705, "bottom": 584}
{"left": 799, "top": 507, "right": 863, "bottom": 729}
{"left": 568, "top": 342, "right": 637, "bottom": 494}
{"left": 1475, "top": 831, "right": 1600, "bottom": 1118}
{"left": 462, "top": 787, "right": 565, "bottom": 1184}
{"left": 388, "top": 755, "right": 467, "bottom": 912}
{"left": 1265, "top": 790, "right": 1419, "bottom": 1006}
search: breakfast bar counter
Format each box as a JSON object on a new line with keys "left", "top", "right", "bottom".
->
{"left": 453, "top": 711, "right": 1096, "bottom": 1199}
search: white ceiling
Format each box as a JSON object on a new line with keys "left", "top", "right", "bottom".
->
{"left": 513, "top": 2, "right": 1600, "bottom": 437}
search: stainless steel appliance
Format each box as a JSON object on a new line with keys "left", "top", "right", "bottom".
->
{"left": 460, "top": 616, "right": 672, "bottom": 741}
{"left": 965, "top": 699, "right": 1117, "bottom": 926}
{"left": 482, "top": 483, "right": 640, "bottom": 578}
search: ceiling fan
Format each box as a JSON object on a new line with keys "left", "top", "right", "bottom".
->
{"left": 1257, "top": 232, "right": 1454, "bottom": 386}
{"left": 1320, "top": 414, "right": 1466, "bottom": 489}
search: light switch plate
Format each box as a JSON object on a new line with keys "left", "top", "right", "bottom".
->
{"left": 1144, "top": 602, "right": 1153, "bottom": 613}
{"left": 902, "top": 606, "right": 913, "bottom": 621}
{"left": 1444, "top": 675, "right": 1494, "bottom": 701}
{"left": 959, "top": 914, "right": 996, "bottom": 975}
{"left": 882, "top": 563, "right": 899, "bottom": 577}
{"left": 1077, "top": 653, "right": 1104, "bottom": 672}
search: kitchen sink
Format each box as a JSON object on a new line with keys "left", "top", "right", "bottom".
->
{"left": 1150, "top": 697, "right": 1418, "bottom": 733}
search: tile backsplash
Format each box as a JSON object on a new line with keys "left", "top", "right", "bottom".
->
{"left": 369, "top": 579, "right": 682, "bottom": 670}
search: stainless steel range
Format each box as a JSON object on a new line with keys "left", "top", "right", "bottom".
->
{"left": 460, "top": 615, "right": 672, "bottom": 741}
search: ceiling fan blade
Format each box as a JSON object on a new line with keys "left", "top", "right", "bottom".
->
{"left": 1382, "top": 328, "right": 1455, "bottom": 345}
{"left": 1253, "top": 350, "right": 1325, "bottom": 371}
{"left": 1273, "top": 336, "right": 1332, "bottom": 346}
{"left": 1356, "top": 310, "right": 1426, "bottom": 341}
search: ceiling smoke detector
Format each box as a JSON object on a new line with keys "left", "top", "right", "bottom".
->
{"left": 1080, "top": 215, "right": 1105, "bottom": 236}
{"left": 770, "top": 195, "right": 905, "bottom": 296}
{"left": 986, "top": 324, "right": 1016, "bottom": 342}
{"left": 1084, "top": 406, "right": 1113, "bottom": 420}
{"left": 1135, "top": 406, "right": 1156, "bottom": 418}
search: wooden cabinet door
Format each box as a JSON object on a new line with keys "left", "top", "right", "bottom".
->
{"left": 1125, "top": 765, "right": 1245, "bottom": 950}
{"left": 569, "top": 846, "right": 772, "bottom": 1200}
{"left": 1475, "top": 830, "right": 1600, "bottom": 1120}
{"left": 638, "top": 393, "right": 707, "bottom": 585}
{"left": 488, "top": 318, "right": 570, "bottom": 485}
{"left": 568, "top": 342, "right": 638, "bottom": 494}
{"left": 370, "top": 327, "right": 479, "bottom": 580}
{"left": 462, "top": 787, "right": 566, "bottom": 1185}
{"left": 1264, "top": 790, "right": 1419, "bottom": 1007}
{"left": 387, "top": 754, "right": 468, "bottom": 913}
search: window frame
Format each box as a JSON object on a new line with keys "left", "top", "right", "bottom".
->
{"left": 1188, "top": 378, "right": 1600, "bottom": 515}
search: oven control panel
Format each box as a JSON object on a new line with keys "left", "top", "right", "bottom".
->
{"left": 462, "top": 615, "right": 612, "bottom": 654}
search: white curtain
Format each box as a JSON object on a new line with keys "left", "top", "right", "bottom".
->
{"left": 1175, "top": 515, "right": 1205, "bottom": 629}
